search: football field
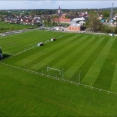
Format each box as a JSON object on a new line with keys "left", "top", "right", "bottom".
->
{"left": 1, "top": 30, "right": 117, "bottom": 116}
{"left": 3, "top": 31, "right": 117, "bottom": 92}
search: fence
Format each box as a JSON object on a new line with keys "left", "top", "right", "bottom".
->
{"left": 1, "top": 31, "right": 117, "bottom": 95}
{"left": 0, "top": 61, "right": 117, "bottom": 96}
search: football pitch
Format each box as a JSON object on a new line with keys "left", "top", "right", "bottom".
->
{"left": 1, "top": 30, "right": 117, "bottom": 116}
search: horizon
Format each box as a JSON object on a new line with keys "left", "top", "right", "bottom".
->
{"left": 0, "top": 7, "right": 115, "bottom": 10}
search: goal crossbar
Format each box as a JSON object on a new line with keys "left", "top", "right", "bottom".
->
{"left": 47, "top": 67, "right": 61, "bottom": 74}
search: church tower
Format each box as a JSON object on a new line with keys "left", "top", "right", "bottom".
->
{"left": 58, "top": 6, "right": 61, "bottom": 15}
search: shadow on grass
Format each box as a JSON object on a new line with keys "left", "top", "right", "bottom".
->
{"left": 0, "top": 53, "right": 11, "bottom": 60}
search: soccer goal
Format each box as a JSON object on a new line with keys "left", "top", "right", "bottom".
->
{"left": 47, "top": 66, "right": 62, "bottom": 77}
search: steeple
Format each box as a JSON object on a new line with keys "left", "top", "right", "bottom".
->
{"left": 58, "top": 6, "right": 61, "bottom": 14}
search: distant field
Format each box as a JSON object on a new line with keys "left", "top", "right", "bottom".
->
{"left": 0, "top": 30, "right": 64, "bottom": 54}
{"left": 1, "top": 30, "right": 117, "bottom": 116}
{"left": 0, "top": 21, "right": 38, "bottom": 32}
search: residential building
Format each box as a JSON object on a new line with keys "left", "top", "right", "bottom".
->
{"left": 54, "top": 14, "right": 71, "bottom": 24}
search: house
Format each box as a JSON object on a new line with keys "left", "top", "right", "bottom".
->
{"left": 54, "top": 14, "right": 71, "bottom": 24}
{"left": 24, "top": 18, "right": 32, "bottom": 25}
{"left": 54, "top": 17, "right": 71, "bottom": 24}
{"left": 32, "top": 18, "right": 42, "bottom": 25}
{"left": 114, "top": 13, "right": 117, "bottom": 18}
{"left": 53, "top": 27, "right": 60, "bottom": 30}
{"left": 70, "top": 17, "right": 86, "bottom": 27}
{"left": 20, "top": 16, "right": 42, "bottom": 25}
{"left": 79, "top": 12, "right": 88, "bottom": 17}
{"left": 68, "top": 25, "right": 80, "bottom": 32}
{"left": 71, "top": 17, "right": 85, "bottom": 22}
{"left": 100, "top": 18, "right": 105, "bottom": 23}
{"left": 4, "top": 18, "right": 10, "bottom": 23}
{"left": 4, "top": 16, "right": 21, "bottom": 24}
{"left": 67, "top": 17, "right": 86, "bottom": 32}
{"left": 20, "top": 17, "right": 32, "bottom": 25}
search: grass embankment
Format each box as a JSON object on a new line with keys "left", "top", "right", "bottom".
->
{"left": 0, "top": 21, "right": 38, "bottom": 33}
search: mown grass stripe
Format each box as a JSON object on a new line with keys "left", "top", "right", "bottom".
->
{"left": 38, "top": 35, "right": 90, "bottom": 73}
{"left": 53, "top": 35, "right": 93, "bottom": 66}
{"left": 111, "top": 62, "right": 117, "bottom": 92}
{"left": 0, "top": 62, "right": 117, "bottom": 116}
{"left": 64, "top": 37, "right": 104, "bottom": 80}
{"left": 1, "top": 30, "right": 65, "bottom": 54}
{"left": 2, "top": 32, "right": 117, "bottom": 116}
{"left": 71, "top": 37, "right": 109, "bottom": 82}
{"left": 0, "top": 31, "right": 49, "bottom": 48}
{"left": 0, "top": 30, "right": 63, "bottom": 44}
{"left": 3, "top": 33, "right": 71, "bottom": 64}
{"left": 82, "top": 38, "right": 115, "bottom": 86}
{"left": 94, "top": 38, "right": 117, "bottom": 90}
{"left": 30, "top": 35, "right": 87, "bottom": 70}
{"left": 2, "top": 32, "right": 62, "bottom": 54}
{"left": 53, "top": 35, "right": 95, "bottom": 73}
{"left": 16, "top": 34, "right": 80, "bottom": 68}
{"left": 12, "top": 32, "right": 61, "bottom": 50}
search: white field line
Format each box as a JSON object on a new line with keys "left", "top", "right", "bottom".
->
{"left": 5, "top": 33, "right": 69, "bottom": 59}
{"left": 3, "top": 52, "right": 11, "bottom": 55}
{"left": 1, "top": 61, "right": 117, "bottom": 95}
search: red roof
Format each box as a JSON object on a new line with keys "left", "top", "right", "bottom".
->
{"left": 54, "top": 17, "right": 71, "bottom": 23}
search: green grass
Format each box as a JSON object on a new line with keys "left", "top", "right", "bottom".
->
{"left": 1, "top": 31, "right": 117, "bottom": 116}
{"left": 0, "top": 63, "right": 117, "bottom": 116}
{"left": 0, "top": 21, "right": 38, "bottom": 32}
{"left": 71, "top": 37, "right": 109, "bottom": 82}
{"left": 0, "top": 30, "right": 65, "bottom": 54}
{"left": 95, "top": 38, "right": 117, "bottom": 90}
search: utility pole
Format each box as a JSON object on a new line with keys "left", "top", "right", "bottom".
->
{"left": 62, "top": 68, "right": 64, "bottom": 79}
{"left": 110, "top": 3, "right": 114, "bottom": 22}
{"left": 79, "top": 71, "right": 81, "bottom": 84}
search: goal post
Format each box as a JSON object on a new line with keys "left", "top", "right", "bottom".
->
{"left": 47, "top": 66, "right": 61, "bottom": 75}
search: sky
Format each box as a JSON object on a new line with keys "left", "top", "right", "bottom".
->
{"left": 0, "top": 1, "right": 116, "bottom": 9}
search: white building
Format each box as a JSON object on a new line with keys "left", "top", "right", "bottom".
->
{"left": 70, "top": 17, "right": 85, "bottom": 26}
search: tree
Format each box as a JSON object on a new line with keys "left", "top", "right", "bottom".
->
{"left": 86, "top": 13, "right": 103, "bottom": 32}
{"left": 101, "top": 10, "right": 110, "bottom": 18}
{"left": 100, "top": 25, "right": 114, "bottom": 33}
{"left": 114, "top": 24, "right": 117, "bottom": 34}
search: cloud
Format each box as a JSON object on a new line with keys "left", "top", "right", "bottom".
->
{"left": 0, "top": 1, "right": 116, "bottom": 9}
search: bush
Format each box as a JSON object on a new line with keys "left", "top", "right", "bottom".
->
{"left": 101, "top": 25, "right": 115, "bottom": 33}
